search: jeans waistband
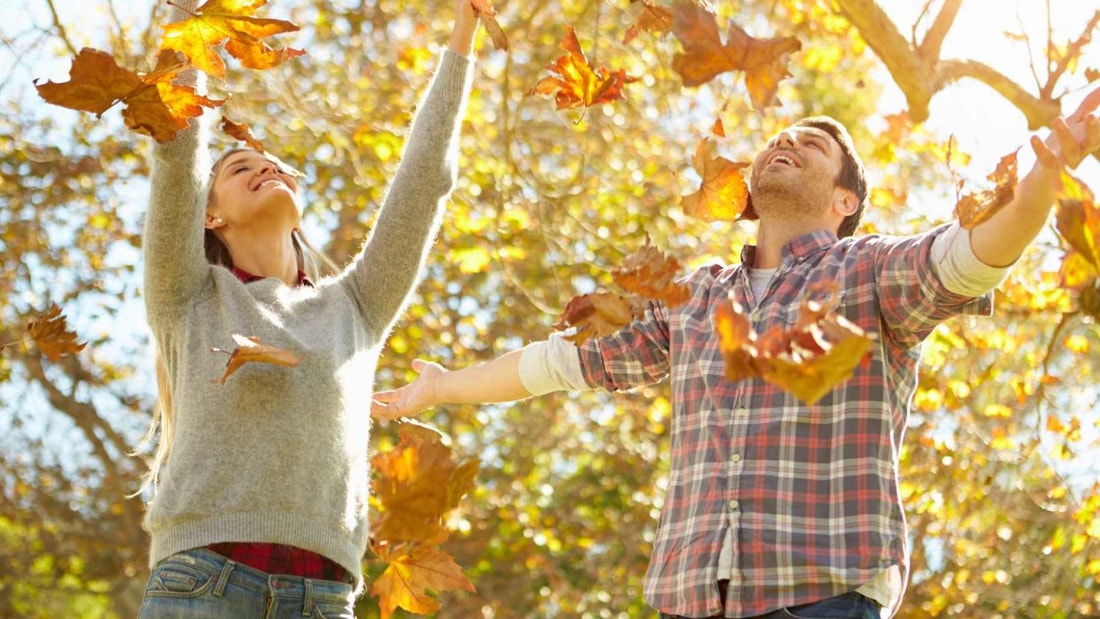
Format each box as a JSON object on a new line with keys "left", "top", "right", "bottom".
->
{"left": 159, "top": 547, "right": 354, "bottom": 603}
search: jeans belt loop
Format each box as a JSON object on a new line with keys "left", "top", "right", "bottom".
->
{"left": 212, "top": 559, "right": 235, "bottom": 598}
{"left": 302, "top": 578, "right": 314, "bottom": 617}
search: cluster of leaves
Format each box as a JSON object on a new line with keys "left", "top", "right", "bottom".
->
{"left": 369, "top": 423, "right": 480, "bottom": 617}
{"left": 0, "top": 304, "right": 86, "bottom": 362}
{"left": 34, "top": 0, "right": 302, "bottom": 145}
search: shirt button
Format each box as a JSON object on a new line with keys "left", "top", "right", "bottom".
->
{"left": 728, "top": 500, "right": 740, "bottom": 510}
{"left": 730, "top": 453, "right": 742, "bottom": 463}
{"left": 750, "top": 311, "right": 761, "bottom": 321}
{"left": 735, "top": 407, "right": 748, "bottom": 416}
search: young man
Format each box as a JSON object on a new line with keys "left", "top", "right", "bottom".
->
{"left": 373, "top": 93, "right": 1100, "bottom": 619}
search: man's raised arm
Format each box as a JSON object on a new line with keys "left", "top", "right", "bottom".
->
{"left": 970, "top": 87, "right": 1100, "bottom": 267}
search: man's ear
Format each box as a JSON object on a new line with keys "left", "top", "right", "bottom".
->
{"left": 832, "top": 187, "right": 858, "bottom": 217}
{"left": 205, "top": 211, "right": 225, "bottom": 230}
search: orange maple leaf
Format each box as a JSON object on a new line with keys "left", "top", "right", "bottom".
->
{"left": 371, "top": 423, "right": 480, "bottom": 544}
{"left": 713, "top": 282, "right": 875, "bottom": 404}
{"left": 623, "top": 0, "right": 673, "bottom": 45}
{"left": 370, "top": 541, "right": 476, "bottom": 619}
{"left": 612, "top": 238, "right": 691, "bottom": 307}
{"left": 220, "top": 116, "right": 265, "bottom": 152}
{"left": 209, "top": 333, "right": 301, "bottom": 384}
{"left": 670, "top": 0, "right": 801, "bottom": 111}
{"left": 527, "top": 25, "right": 639, "bottom": 119}
{"left": 26, "top": 304, "right": 87, "bottom": 362}
{"left": 553, "top": 292, "right": 646, "bottom": 344}
{"left": 1055, "top": 171, "right": 1100, "bottom": 287}
{"left": 161, "top": 0, "right": 305, "bottom": 80}
{"left": 35, "top": 48, "right": 223, "bottom": 143}
{"left": 470, "top": 0, "right": 509, "bottom": 51}
{"left": 954, "top": 150, "right": 1019, "bottom": 229}
{"left": 680, "top": 137, "right": 750, "bottom": 222}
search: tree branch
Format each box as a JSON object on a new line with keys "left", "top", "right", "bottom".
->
{"left": 936, "top": 59, "right": 1062, "bottom": 130}
{"left": 834, "top": 0, "right": 935, "bottom": 121}
{"left": 918, "top": 0, "right": 962, "bottom": 61}
{"left": 1043, "top": 9, "right": 1100, "bottom": 99}
{"left": 44, "top": 0, "right": 79, "bottom": 57}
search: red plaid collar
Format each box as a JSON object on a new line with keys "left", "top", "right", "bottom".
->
{"left": 230, "top": 266, "right": 314, "bottom": 288}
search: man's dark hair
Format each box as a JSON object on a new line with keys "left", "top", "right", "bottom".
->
{"left": 793, "top": 116, "right": 867, "bottom": 238}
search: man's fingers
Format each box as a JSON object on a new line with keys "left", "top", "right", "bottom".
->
{"left": 1069, "top": 86, "right": 1100, "bottom": 122}
{"left": 1032, "top": 135, "right": 1061, "bottom": 169}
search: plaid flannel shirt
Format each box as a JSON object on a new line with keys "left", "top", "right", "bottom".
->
{"left": 578, "top": 227, "right": 992, "bottom": 617}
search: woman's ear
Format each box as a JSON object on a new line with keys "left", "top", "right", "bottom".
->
{"left": 204, "top": 211, "right": 226, "bottom": 230}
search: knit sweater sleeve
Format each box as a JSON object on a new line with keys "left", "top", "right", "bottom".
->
{"left": 339, "top": 50, "right": 473, "bottom": 336}
{"left": 143, "top": 0, "right": 212, "bottom": 328}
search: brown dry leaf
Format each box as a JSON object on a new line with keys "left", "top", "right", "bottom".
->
{"left": 470, "top": 0, "right": 509, "bottom": 51}
{"left": 680, "top": 137, "right": 750, "bottom": 222}
{"left": 371, "top": 541, "right": 476, "bottom": 619}
{"left": 611, "top": 238, "right": 690, "bottom": 307}
{"left": 26, "top": 304, "right": 87, "bottom": 362}
{"left": 35, "top": 48, "right": 223, "bottom": 143}
{"left": 553, "top": 292, "right": 645, "bottom": 344}
{"left": 670, "top": 0, "right": 801, "bottom": 110}
{"left": 713, "top": 282, "right": 875, "bottom": 405}
{"left": 1087, "top": 68, "right": 1100, "bottom": 83}
{"left": 161, "top": 0, "right": 305, "bottom": 80}
{"left": 527, "top": 25, "right": 639, "bottom": 119}
{"left": 220, "top": 116, "right": 265, "bottom": 152}
{"left": 623, "top": 0, "right": 674, "bottom": 45}
{"left": 954, "top": 150, "right": 1019, "bottom": 229}
{"left": 209, "top": 333, "right": 301, "bottom": 384}
{"left": 1055, "top": 171, "right": 1100, "bottom": 279}
{"left": 370, "top": 423, "right": 480, "bottom": 544}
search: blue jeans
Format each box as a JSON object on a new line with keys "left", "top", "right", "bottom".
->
{"left": 138, "top": 547, "right": 355, "bottom": 619}
{"left": 660, "top": 589, "right": 881, "bottom": 619}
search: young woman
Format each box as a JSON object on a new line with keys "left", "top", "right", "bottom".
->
{"left": 136, "top": 0, "right": 479, "bottom": 616}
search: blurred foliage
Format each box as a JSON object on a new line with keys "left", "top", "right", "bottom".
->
{"left": 1, "top": 0, "right": 1098, "bottom": 617}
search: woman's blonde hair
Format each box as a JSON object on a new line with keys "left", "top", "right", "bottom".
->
{"left": 134, "top": 149, "right": 339, "bottom": 496}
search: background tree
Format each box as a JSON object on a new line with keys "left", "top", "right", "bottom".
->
{"left": 0, "top": 0, "right": 1097, "bottom": 617}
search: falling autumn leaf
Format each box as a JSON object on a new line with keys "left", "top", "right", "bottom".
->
{"left": 623, "top": 0, "right": 674, "bottom": 45}
{"left": 1055, "top": 171, "right": 1100, "bottom": 290}
{"left": 680, "top": 137, "right": 750, "bottom": 222}
{"left": 35, "top": 48, "right": 223, "bottom": 143}
{"left": 553, "top": 292, "right": 646, "bottom": 344}
{"left": 470, "top": 0, "right": 509, "bottom": 51}
{"left": 670, "top": 0, "right": 801, "bottom": 110}
{"left": 711, "top": 116, "right": 725, "bottom": 137}
{"left": 26, "top": 304, "right": 87, "bottom": 362}
{"left": 161, "top": 0, "right": 305, "bottom": 80}
{"left": 713, "top": 282, "right": 875, "bottom": 404}
{"left": 371, "top": 422, "right": 480, "bottom": 544}
{"left": 612, "top": 238, "right": 691, "bottom": 307}
{"left": 371, "top": 541, "right": 476, "bottom": 619}
{"left": 209, "top": 333, "right": 301, "bottom": 384}
{"left": 954, "top": 149, "right": 1019, "bottom": 229}
{"left": 527, "top": 25, "right": 639, "bottom": 119}
{"left": 220, "top": 116, "right": 265, "bottom": 152}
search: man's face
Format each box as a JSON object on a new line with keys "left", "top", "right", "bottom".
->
{"left": 749, "top": 126, "right": 846, "bottom": 217}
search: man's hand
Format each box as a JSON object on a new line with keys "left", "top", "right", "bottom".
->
{"left": 372, "top": 359, "right": 445, "bottom": 421}
{"left": 1031, "top": 86, "right": 1100, "bottom": 171}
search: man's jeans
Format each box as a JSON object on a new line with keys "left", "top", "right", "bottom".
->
{"left": 659, "top": 585, "right": 882, "bottom": 619}
{"left": 137, "top": 547, "right": 355, "bottom": 618}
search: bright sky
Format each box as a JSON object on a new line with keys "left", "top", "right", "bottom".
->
{"left": 875, "top": 0, "right": 1099, "bottom": 186}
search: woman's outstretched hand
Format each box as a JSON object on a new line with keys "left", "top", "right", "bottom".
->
{"left": 372, "top": 359, "right": 446, "bottom": 421}
{"left": 448, "top": 0, "right": 481, "bottom": 56}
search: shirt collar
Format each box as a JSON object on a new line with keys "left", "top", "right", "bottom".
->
{"left": 230, "top": 266, "right": 315, "bottom": 288}
{"left": 739, "top": 230, "right": 839, "bottom": 267}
